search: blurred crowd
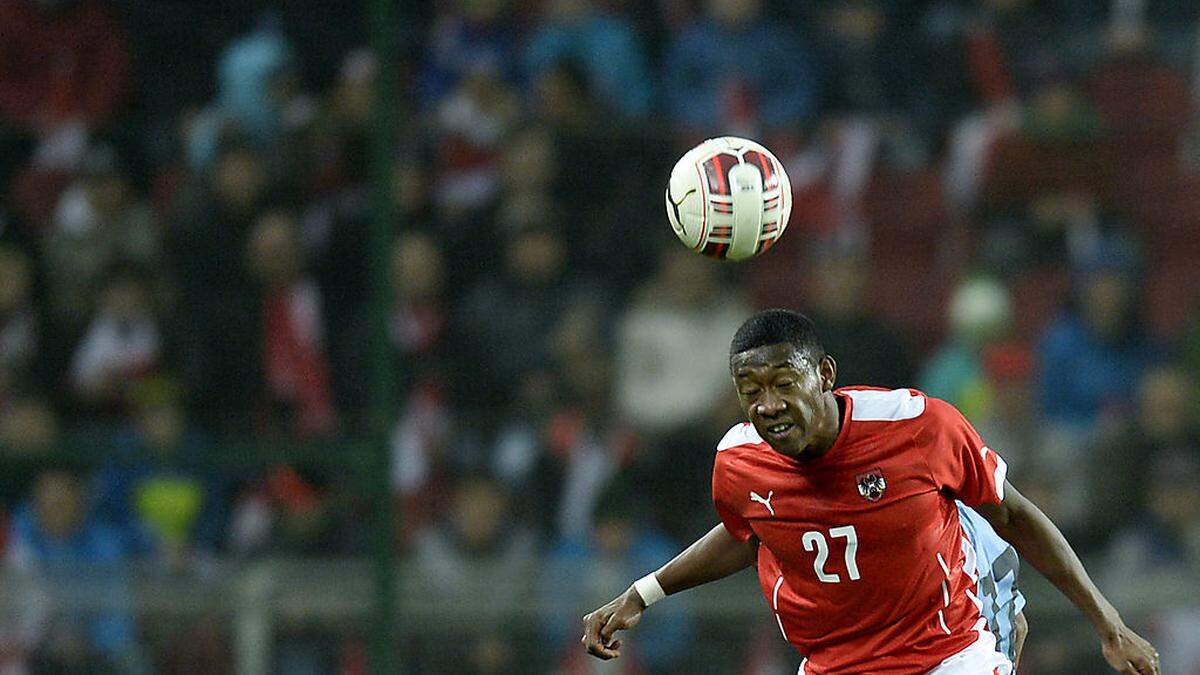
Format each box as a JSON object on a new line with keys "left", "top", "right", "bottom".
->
{"left": 1, "top": 0, "right": 1200, "bottom": 673}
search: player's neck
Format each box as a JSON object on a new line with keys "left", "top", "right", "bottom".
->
{"left": 798, "top": 392, "right": 844, "bottom": 461}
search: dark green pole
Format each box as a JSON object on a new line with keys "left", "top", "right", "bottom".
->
{"left": 368, "top": 0, "right": 400, "bottom": 672}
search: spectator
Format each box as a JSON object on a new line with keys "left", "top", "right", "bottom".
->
{"left": 456, "top": 223, "right": 592, "bottom": 408}
{"left": 662, "top": 0, "right": 818, "bottom": 135}
{"left": 1037, "top": 246, "right": 1146, "bottom": 431}
{"left": 542, "top": 480, "right": 693, "bottom": 673}
{"left": 614, "top": 247, "right": 749, "bottom": 437}
{"left": 1104, "top": 450, "right": 1200, "bottom": 578}
{"left": 804, "top": 248, "right": 914, "bottom": 389}
{"left": 0, "top": 396, "right": 59, "bottom": 455}
{"left": 919, "top": 276, "right": 1013, "bottom": 417}
{"left": 411, "top": 476, "right": 536, "bottom": 608}
{"left": 969, "top": 341, "right": 1040, "bottom": 477}
{"left": 68, "top": 265, "right": 163, "bottom": 415}
{"left": 226, "top": 464, "right": 350, "bottom": 557}
{"left": 93, "top": 379, "right": 226, "bottom": 563}
{"left": 524, "top": 0, "right": 653, "bottom": 118}
{"left": 0, "top": 0, "right": 130, "bottom": 132}
{"left": 186, "top": 14, "right": 311, "bottom": 170}
{"left": 1089, "top": 364, "right": 1199, "bottom": 550}
{"left": 246, "top": 209, "right": 337, "bottom": 439}
{"left": 430, "top": 63, "right": 521, "bottom": 224}
{"left": 170, "top": 139, "right": 269, "bottom": 436}
{"left": 0, "top": 0, "right": 131, "bottom": 183}
{"left": 0, "top": 246, "right": 40, "bottom": 394}
{"left": 420, "top": 0, "right": 520, "bottom": 105}
{"left": 7, "top": 469, "right": 141, "bottom": 672}
{"left": 43, "top": 144, "right": 160, "bottom": 331}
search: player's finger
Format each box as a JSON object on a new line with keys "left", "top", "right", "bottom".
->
{"left": 1132, "top": 654, "right": 1159, "bottom": 675}
{"left": 599, "top": 612, "right": 622, "bottom": 642}
{"left": 583, "top": 631, "right": 621, "bottom": 660}
{"left": 580, "top": 611, "right": 608, "bottom": 651}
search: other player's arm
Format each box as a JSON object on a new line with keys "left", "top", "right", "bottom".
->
{"left": 580, "top": 522, "right": 758, "bottom": 660}
{"left": 976, "top": 482, "right": 1160, "bottom": 675}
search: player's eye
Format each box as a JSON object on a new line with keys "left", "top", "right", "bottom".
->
{"left": 777, "top": 381, "right": 796, "bottom": 389}
{"left": 739, "top": 389, "right": 761, "bottom": 397}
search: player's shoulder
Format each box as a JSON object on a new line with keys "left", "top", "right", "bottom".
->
{"left": 716, "top": 421, "right": 764, "bottom": 453}
{"left": 837, "top": 386, "right": 928, "bottom": 422}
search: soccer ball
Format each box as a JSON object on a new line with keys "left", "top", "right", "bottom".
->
{"left": 665, "top": 136, "right": 792, "bottom": 261}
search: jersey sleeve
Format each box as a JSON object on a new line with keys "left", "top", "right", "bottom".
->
{"left": 712, "top": 454, "right": 754, "bottom": 542}
{"left": 923, "top": 397, "right": 1008, "bottom": 508}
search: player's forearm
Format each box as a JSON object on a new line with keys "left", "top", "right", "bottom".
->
{"left": 653, "top": 523, "right": 758, "bottom": 597}
{"left": 986, "top": 488, "right": 1121, "bottom": 635}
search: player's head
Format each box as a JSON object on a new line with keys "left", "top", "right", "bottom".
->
{"left": 729, "top": 309, "right": 839, "bottom": 459}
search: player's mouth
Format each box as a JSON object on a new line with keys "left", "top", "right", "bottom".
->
{"left": 764, "top": 422, "right": 797, "bottom": 441}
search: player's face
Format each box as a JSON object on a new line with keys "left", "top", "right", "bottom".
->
{"left": 731, "top": 343, "right": 838, "bottom": 459}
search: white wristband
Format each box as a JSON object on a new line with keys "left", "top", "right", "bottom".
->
{"left": 633, "top": 573, "right": 666, "bottom": 606}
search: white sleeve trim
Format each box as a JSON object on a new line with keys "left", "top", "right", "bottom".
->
{"left": 846, "top": 389, "right": 927, "bottom": 421}
{"left": 981, "top": 446, "right": 1008, "bottom": 501}
{"left": 717, "top": 422, "right": 764, "bottom": 451}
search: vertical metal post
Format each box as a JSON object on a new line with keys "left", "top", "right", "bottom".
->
{"left": 368, "top": 0, "right": 400, "bottom": 672}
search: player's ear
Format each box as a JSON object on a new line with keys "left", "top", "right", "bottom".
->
{"left": 820, "top": 355, "right": 837, "bottom": 392}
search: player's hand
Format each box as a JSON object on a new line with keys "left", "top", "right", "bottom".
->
{"left": 1100, "top": 621, "right": 1160, "bottom": 674}
{"left": 581, "top": 586, "right": 646, "bottom": 660}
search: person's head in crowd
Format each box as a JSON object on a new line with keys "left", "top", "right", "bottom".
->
{"left": 450, "top": 476, "right": 510, "bottom": 555}
{"left": 332, "top": 49, "right": 377, "bottom": 129}
{"left": 533, "top": 58, "right": 597, "bottom": 131}
{"left": 500, "top": 126, "right": 556, "bottom": 195}
{"left": 515, "top": 366, "right": 558, "bottom": 415}
{"left": 391, "top": 232, "right": 445, "bottom": 304}
{"left": 459, "top": 0, "right": 508, "bottom": 26}
{"left": 0, "top": 397, "right": 58, "bottom": 453}
{"left": 505, "top": 224, "right": 566, "bottom": 288}
{"left": 823, "top": 0, "right": 886, "bottom": 47}
{"left": 466, "top": 632, "right": 512, "bottom": 674}
{"left": 654, "top": 246, "right": 719, "bottom": 308}
{"left": 705, "top": 0, "right": 761, "bottom": 28}
{"left": 551, "top": 302, "right": 610, "bottom": 406}
{"left": 982, "top": 341, "right": 1036, "bottom": 414}
{"left": 129, "top": 378, "right": 187, "bottom": 454}
{"left": 809, "top": 246, "right": 870, "bottom": 320}
{"left": 1136, "top": 365, "right": 1196, "bottom": 442}
{"left": 247, "top": 209, "right": 304, "bottom": 288}
{"left": 392, "top": 158, "right": 429, "bottom": 219}
{"left": 97, "top": 264, "right": 154, "bottom": 325}
{"left": 1145, "top": 450, "right": 1200, "bottom": 534}
{"left": 592, "top": 479, "right": 641, "bottom": 559}
{"left": 79, "top": 143, "right": 134, "bottom": 218}
{"left": 543, "top": 0, "right": 595, "bottom": 22}
{"left": 948, "top": 277, "right": 1012, "bottom": 346}
{"left": 32, "top": 469, "right": 86, "bottom": 540}
{"left": 1076, "top": 245, "right": 1139, "bottom": 346}
{"left": 0, "top": 246, "right": 33, "bottom": 316}
{"left": 1025, "top": 79, "right": 1097, "bottom": 141}
{"left": 213, "top": 139, "right": 268, "bottom": 215}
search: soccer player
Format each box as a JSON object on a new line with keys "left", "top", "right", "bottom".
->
{"left": 582, "top": 309, "right": 1159, "bottom": 674}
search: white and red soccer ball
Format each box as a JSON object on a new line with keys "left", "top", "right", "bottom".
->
{"left": 665, "top": 136, "right": 792, "bottom": 262}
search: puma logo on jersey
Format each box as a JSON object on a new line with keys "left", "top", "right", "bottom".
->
{"left": 750, "top": 490, "right": 775, "bottom": 516}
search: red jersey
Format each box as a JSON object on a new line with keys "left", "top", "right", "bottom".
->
{"left": 712, "top": 387, "right": 1009, "bottom": 674}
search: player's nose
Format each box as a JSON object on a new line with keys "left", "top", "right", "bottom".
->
{"left": 756, "top": 395, "right": 786, "bottom": 418}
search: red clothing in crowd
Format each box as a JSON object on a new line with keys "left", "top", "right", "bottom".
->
{"left": 0, "top": 0, "right": 131, "bottom": 129}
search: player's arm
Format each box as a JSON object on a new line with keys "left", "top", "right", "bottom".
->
{"left": 976, "top": 482, "right": 1160, "bottom": 675}
{"left": 581, "top": 522, "right": 758, "bottom": 660}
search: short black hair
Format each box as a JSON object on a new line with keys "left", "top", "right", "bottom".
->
{"left": 730, "top": 309, "right": 825, "bottom": 362}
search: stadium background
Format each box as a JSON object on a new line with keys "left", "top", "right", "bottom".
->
{"left": 0, "top": 0, "right": 1198, "bottom": 673}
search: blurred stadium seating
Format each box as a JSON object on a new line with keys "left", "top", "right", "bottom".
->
{"left": 0, "top": 0, "right": 1198, "bottom": 673}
